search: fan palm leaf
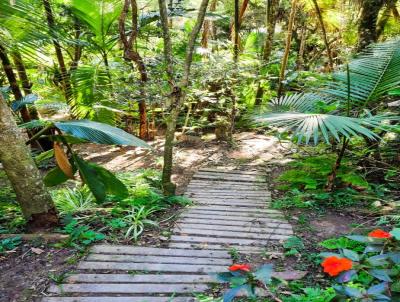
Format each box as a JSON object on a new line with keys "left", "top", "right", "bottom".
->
{"left": 324, "top": 39, "right": 400, "bottom": 107}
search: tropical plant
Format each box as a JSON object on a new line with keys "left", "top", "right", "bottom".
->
{"left": 214, "top": 263, "right": 283, "bottom": 302}
{"left": 256, "top": 39, "right": 400, "bottom": 188}
{"left": 23, "top": 119, "right": 150, "bottom": 203}
{"left": 121, "top": 206, "right": 160, "bottom": 241}
{"left": 51, "top": 186, "right": 96, "bottom": 215}
{"left": 319, "top": 227, "right": 400, "bottom": 301}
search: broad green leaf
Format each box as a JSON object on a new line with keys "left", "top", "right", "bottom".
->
{"left": 369, "top": 269, "right": 392, "bottom": 282}
{"left": 390, "top": 228, "right": 400, "bottom": 240}
{"left": 254, "top": 264, "right": 273, "bottom": 284}
{"left": 74, "top": 156, "right": 128, "bottom": 203}
{"left": 336, "top": 270, "right": 357, "bottom": 283}
{"left": 341, "top": 249, "right": 360, "bottom": 261}
{"left": 367, "top": 282, "right": 389, "bottom": 295}
{"left": 223, "top": 285, "right": 246, "bottom": 302}
{"left": 44, "top": 166, "right": 70, "bottom": 187}
{"left": 54, "top": 120, "right": 150, "bottom": 147}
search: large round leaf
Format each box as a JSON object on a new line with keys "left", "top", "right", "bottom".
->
{"left": 54, "top": 120, "right": 150, "bottom": 147}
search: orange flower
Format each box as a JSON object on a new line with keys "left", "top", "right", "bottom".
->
{"left": 321, "top": 256, "right": 353, "bottom": 277}
{"left": 229, "top": 264, "right": 251, "bottom": 272}
{"left": 368, "top": 229, "right": 392, "bottom": 239}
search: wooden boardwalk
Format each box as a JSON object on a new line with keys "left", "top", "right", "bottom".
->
{"left": 42, "top": 167, "right": 294, "bottom": 302}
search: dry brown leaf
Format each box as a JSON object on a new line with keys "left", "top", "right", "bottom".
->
{"left": 31, "top": 247, "right": 45, "bottom": 255}
{"left": 54, "top": 142, "right": 74, "bottom": 179}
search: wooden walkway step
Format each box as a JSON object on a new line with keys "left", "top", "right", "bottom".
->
{"left": 42, "top": 167, "right": 296, "bottom": 301}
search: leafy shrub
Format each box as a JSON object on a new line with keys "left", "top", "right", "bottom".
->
{"left": 51, "top": 186, "right": 97, "bottom": 215}
{"left": 62, "top": 219, "right": 105, "bottom": 248}
{"left": 0, "top": 236, "right": 22, "bottom": 253}
{"left": 283, "top": 287, "right": 336, "bottom": 302}
{"left": 319, "top": 228, "right": 400, "bottom": 301}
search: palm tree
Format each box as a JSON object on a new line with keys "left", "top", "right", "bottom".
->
{"left": 256, "top": 39, "right": 400, "bottom": 190}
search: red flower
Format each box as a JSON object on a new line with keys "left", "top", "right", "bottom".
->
{"left": 229, "top": 264, "right": 251, "bottom": 272}
{"left": 368, "top": 229, "right": 392, "bottom": 239}
{"left": 321, "top": 256, "right": 353, "bottom": 277}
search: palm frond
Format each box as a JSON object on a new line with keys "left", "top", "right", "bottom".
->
{"left": 324, "top": 39, "right": 400, "bottom": 106}
{"left": 54, "top": 120, "right": 150, "bottom": 147}
{"left": 256, "top": 113, "right": 390, "bottom": 145}
{"left": 268, "top": 93, "right": 332, "bottom": 112}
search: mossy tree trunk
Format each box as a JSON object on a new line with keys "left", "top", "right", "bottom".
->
{"left": 0, "top": 94, "right": 58, "bottom": 230}
{"left": 357, "top": 0, "right": 385, "bottom": 51}
{"left": 158, "top": 0, "right": 210, "bottom": 195}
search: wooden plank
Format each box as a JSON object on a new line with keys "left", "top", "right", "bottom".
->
{"left": 194, "top": 201, "right": 268, "bottom": 207}
{"left": 168, "top": 242, "right": 268, "bottom": 253}
{"left": 42, "top": 298, "right": 196, "bottom": 302}
{"left": 90, "top": 246, "right": 229, "bottom": 258}
{"left": 198, "top": 168, "right": 264, "bottom": 175}
{"left": 183, "top": 210, "right": 282, "bottom": 218}
{"left": 48, "top": 283, "right": 208, "bottom": 294}
{"left": 192, "top": 176, "right": 264, "bottom": 183}
{"left": 175, "top": 218, "right": 292, "bottom": 228}
{"left": 195, "top": 172, "right": 265, "bottom": 180}
{"left": 175, "top": 223, "right": 292, "bottom": 234}
{"left": 78, "top": 261, "right": 227, "bottom": 273}
{"left": 188, "top": 196, "right": 270, "bottom": 201}
{"left": 187, "top": 193, "right": 269, "bottom": 198}
{"left": 174, "top": 228, "right": 292, "bottom": 239}
{"left": 170, "top": 235, "right": 286, "bottom": 245}
{"left": 180, "top": 213, "right": 285, "bottom": 221}
{"left": 86, "top": 254, "right": 231, "bottom": 265}
{"left": 66, "top": 274, "right": 216, "bottom": 284}
{"left": 190, "top": 205, "right": 279, "bottom": 214}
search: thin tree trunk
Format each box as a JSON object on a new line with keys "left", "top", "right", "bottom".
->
{"left": 277, "top": 0, "right": 297, "bottom": 97}
{"left": 11, "top": 51, "right": 40, "bottom": 120}
{"left": 263, "top": 0, "right": 280, "bottom": 62}
{"left": 233, "top": 0, "right": 240, "bottom": 63}
{"left": 42, "top": 0, "right": 73, "bottom": 103}
{"left": 255, "top": 0, "right": 279, "bottom": 106}
{"left": 201, "top": 0, "right": 217, "bottom": 48}
{"left": 357, "top": 0, "right": 385, "bottom": 51}
{"left": 158, "top": 0, "right": 210, "bottom": 195}
{"left": 70, "top": 17, "right": 82, "bottom": 72}
{"left": 119, "top": 0, "right": 149, "bottom": 139}
{"left": 376, "top": 0, "right": 397, "bottom": 38}
{"left": 0, "top": 44, "right": 31, "bottom": 122}
{"left": 296, "top": 25, "right": 306, "bottom": 70}
{"left": 0, "top": 93, "right": 58, "bottom": 230}
{"left": 312, "top": 0, "right": 334, "bottom": 71}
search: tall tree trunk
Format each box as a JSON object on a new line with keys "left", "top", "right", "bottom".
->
{"left": 312, "top": 0, "right": 334, "bottom": 71}
{"left": 254, "top": 0, "right": 280, "bottom": 106}
{"left": 376, "top": 0, "right": 398, "bottom": 38}
{"left": 296, "top": 24, "right": 307, "bottom": 70}
{"left": 0, "top": 44, "right": 31, "bottom": 123}
{"left": 70, "top": 17, "right": 82, "bottom": 72}
{"left": 201, "top": 0, "right": 217, "bottom": 48}
{"left": 277, "top": 0, "right": 297, "bottom": 97}
{"left": 119, "top": 0, "right": 149, "bottom": 140}
{"left": 233, "top": 0, "right": 240, "bottom": 63}
{"left": 263, "top": 0, "right": 280, "bottom": 62}
{"left": 357, "top": 0, "right": 385, "bottom": 51}
{"left": 0, "top": 93, "right": 58, "bottom": 230}
{"left": 158, "top": 0, "right": 210, "bottom": 195}
{"left": 42, "top": 0, "right": 73, "bottom": 103}
{"left": 11, "top": 51, "right": 39, "bottom": 120}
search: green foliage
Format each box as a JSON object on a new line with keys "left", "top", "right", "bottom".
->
{"left": 283, "top": 236, "right": 305, "bottom": 256}
{"left": 319, "top": 237, "right": 364, "bottom": 252}
{"left": 62, "top": 219, "right": 106, "bottom": 248}
{"left": 213, "top": 264, "right": 280, "bottom": 302}
{"left": 256, "top": 39, "right": 400, "bottom": 144}
{"left": 283, "top": 287, "right": 336, "bottom": 302}
{"left": 277, "top": 155, "right": 369, "bottom": 191}
{"left": 51, "top": 186, "right": 96, "bottom": 215}
{"left": 0, "top": 236, "right": 22, "bottom": 253}
{"left": 120, "top": 206, "right": 159, "bottom": 241}
{"left": 319, "top": 227, "right": 400, "bottom": 301}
